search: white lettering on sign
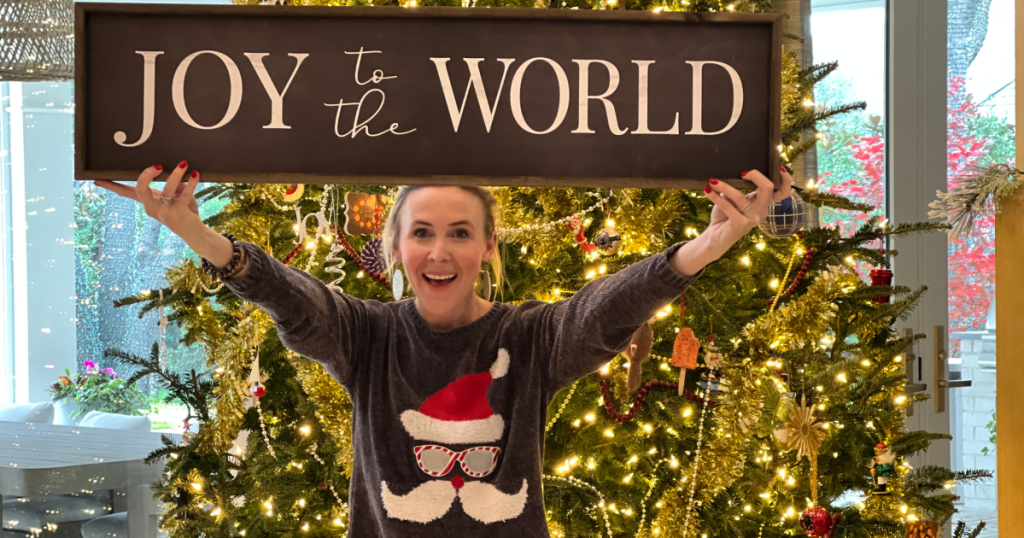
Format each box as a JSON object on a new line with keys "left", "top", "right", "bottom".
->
{"left": 325, "top": 48, "right": 417, "bottom": 139}
{"left": 113, "top": 51, "right": 164, "bottom": 148}
{"left": 430, "top": 57, "right": 744, "bottom": 136}
{"left": 509, "top": 57, "right": 570, "bottom": 135}
{"left": 245, "top": 52, "right": 309, "bottom": 129}
{"left": 685, "top": 60, "right": 744, "bottom": 135}
{"left": 114, "top": 50, "right": 309, "bottom": 147}
{"left": 172, "top": 50, "right": 243, "bottom": 131}
{"left": 112, "top": 50, "right": 744, "bottom": 147}
{"left": 430, "top": 57, "right": 515, "bottom": 133}
{"left": 632, "top": 60, "right": 679, "bottom": 135}
{"left": 571, "top": 59, "right": 628, "bottom": 135}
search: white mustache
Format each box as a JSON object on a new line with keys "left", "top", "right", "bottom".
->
{"left": 381, "top": 479, "right": 529, "bottom": 524}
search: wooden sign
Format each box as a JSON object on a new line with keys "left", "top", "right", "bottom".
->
{"left": 75, "top": 3, "right": 782, "bottom": 188}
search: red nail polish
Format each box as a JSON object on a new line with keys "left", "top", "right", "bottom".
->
{"left": 179, "top": 160, "right": 188, "bottom": 169}
{"left": 740, "top": 171, "right": 747, "bottom": 177}
{"left": 781, "top": 165, "right": 786, "bottom": 172}
{"left": 191, "top": 170, "right": 199, "bottom": 179}
{"left": 154, "top": 164, "right": 162, "bottom": 171}
{"left": 709, "top": 178, "right": 719, "bottom": 185}
{"left": 703, "top": 186, "right": 712, "bottom": 194}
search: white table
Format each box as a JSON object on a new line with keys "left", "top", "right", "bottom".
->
{"left": 0, "top": 421, "right": 180, "bottom": 538}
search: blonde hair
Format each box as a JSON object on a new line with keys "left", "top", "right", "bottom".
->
{"left": 382, "top": 185, "right": 503, "bottom": 294}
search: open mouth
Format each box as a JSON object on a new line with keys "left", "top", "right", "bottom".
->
{"left": 423, "top": 273, "right": 457, "bottom": 289}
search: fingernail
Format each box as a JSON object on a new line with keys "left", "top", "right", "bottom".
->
{"left": 179, "top": 160, "right": 188, "bottom": 169}
{"left": 781, "top": 166, "right": 786, "bottom": 172}
{"left": 740, "top": 171, "right": 747, "bottom": 177}
{"left": 709, "top": 178, "right": 719, "bottom": 185}
{"left": 191, "top": 170, "right": 199, "bottom": 179}
{"left": 154, "top": 164, "right": 163, "bottom": 171}
{"left": 703, "top": 186, "right": 712, "bottom": 194}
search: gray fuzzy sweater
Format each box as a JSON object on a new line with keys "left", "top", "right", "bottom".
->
{"left": 221, "top": 240, "right": 703, "bottom": 537}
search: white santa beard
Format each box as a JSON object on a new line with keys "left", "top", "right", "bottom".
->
{"left": 460, "top": 478, "right": 529, "bottom": 524}
{"left": 381, "top": 480, "right": 456, "bottom": 523}
{"left": 380, "top": 479, "right": 529, "bottom": 525}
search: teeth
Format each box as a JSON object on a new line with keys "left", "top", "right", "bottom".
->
{"left": 426, "top": 274, "right": 456, "bottom": 280}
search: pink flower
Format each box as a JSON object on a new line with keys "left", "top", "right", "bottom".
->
{"left": 83, "top": 360, "right": 96, "bottom": 373}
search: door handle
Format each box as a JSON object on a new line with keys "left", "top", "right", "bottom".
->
{"left": 902, "top": 328, "right": 927, "bottom": 416}
{"left": 935, "top": 325, "right": 972, "bottom": 413}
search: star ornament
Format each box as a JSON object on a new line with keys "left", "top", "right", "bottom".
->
{"left": 784, "top": 394, "right": 826, "bottom": 461}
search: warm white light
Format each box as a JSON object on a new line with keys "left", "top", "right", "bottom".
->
{"left": 769, "top": 279, "right": 779, "bottom": 289}
{"left": 299, "top": 425, "right": 311, "bottom": 435}
{"left": 895, "top": 395, "right": 908, "bottom": 404}
{"left": 604, "top": 429, "right": 615, "bottom": 438}
{"left": 741, "top": 255, "right": 750, "bottom": 267}
{"left": 836, "top": 373, "right": 848, "bottom": 383}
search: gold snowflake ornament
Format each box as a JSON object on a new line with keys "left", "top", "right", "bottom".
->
{"left": 784, "top": 394, "right": 826, "bottom": 461}
{"left": 784, "top": 394, "right": 828, "bottom": 503}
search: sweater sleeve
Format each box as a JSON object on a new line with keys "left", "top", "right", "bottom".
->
{"left": 217, "top": 241, "right": 377, "bottom": 387}
{"left": 538, "top": 241, "right": 704, "bottom": 393}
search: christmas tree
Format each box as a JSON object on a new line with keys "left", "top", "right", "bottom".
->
{"left": 99, "top": 1, "right": 991, "bottom": 537}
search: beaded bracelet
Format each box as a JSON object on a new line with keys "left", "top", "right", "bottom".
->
{"left": 201, "top": 232, "right": 247, "bottom": 281}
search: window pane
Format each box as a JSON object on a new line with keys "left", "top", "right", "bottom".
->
{"left": 948, "top": 0, "right": 1014, "bottom": 534}
{"left": 811, "top": 1, "right": 887, "bottom": 268}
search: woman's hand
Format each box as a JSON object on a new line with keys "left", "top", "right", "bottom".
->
{"left": 94, "top": 161, "right": 204, "bottom": 240}
{"left": 669, "top": 168, "right": 793, "bottom": 276}
{"left": 700, "top": 167, "right": 793, "bottom": 258}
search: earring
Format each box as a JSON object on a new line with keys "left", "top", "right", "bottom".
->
{"left": 392, "top": 268, "right": 404, "bottom": 300}
{"left": 479, "top": 267, "right": 492, "bottom": 302}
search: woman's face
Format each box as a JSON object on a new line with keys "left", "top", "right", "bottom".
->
{"left": 393, "top": 187, "right": 496, "bottom": 314}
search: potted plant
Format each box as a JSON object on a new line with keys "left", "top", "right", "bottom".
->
{"left": 46, "top": 360, "right": 152, "bottom": 425}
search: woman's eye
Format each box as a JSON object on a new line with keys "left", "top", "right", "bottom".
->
{"left": 452, "top": 229, "right": 470, "bottom": 239}
{"left": 413, "top": 228, "right": 430, "bottom": 238}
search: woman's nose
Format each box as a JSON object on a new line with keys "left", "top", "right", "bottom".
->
{"left": 427, "top": 238, "right": 451, "bottom": 261}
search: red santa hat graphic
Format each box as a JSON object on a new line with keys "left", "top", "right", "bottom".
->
{"left": 400, "top": 349, "right": 510, "bottom": 444}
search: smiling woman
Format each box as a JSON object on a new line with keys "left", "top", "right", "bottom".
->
{"left": 382, "top": 185, "right": 503, "bottom": 331}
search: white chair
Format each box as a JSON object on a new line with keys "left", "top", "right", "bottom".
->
{"left": 80, "top": 512, "right": 169, "bottom": 538}
{"left": 2, "top": 494, "right": 110, "bottom": 535}
{"left": 0, "top": 402, "right": 54, "bottom": 423}
{"left": 78, "top": 412, "right": 151, "bottom": 431}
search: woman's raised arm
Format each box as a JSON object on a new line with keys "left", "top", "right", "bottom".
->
{"left": 95, "top": 163, "right": 375, "bottom": 387}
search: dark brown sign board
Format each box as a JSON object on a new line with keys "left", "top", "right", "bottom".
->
{"left": 75, "top": 3, "right": 782, "bottom": 189}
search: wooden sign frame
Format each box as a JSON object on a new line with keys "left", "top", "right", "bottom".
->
{"left": 75, "top": 3, "right": 782, "bottom": 189}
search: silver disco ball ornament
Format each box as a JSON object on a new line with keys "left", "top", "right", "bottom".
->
{"left": 758, "top": 191, "right": 809, "bottom": 239}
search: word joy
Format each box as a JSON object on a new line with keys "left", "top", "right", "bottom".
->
{"left": 113, "top": 50, "right": 742, "bottom": 146}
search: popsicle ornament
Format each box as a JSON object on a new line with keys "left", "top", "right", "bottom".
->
{"left": 671, "top": 296, "right": 700, "bottom": 396}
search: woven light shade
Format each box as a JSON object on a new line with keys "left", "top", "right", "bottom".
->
{"left": 0, "top": 0, "right": 74, "bottom": 82}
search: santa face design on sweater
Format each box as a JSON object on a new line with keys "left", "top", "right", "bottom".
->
{"left": 381, "top": 348, "right": 529, "bottom": 524}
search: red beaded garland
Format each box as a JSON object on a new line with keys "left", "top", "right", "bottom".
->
{"left": 598, "top": 373, "right": 718, "bottom": 424}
